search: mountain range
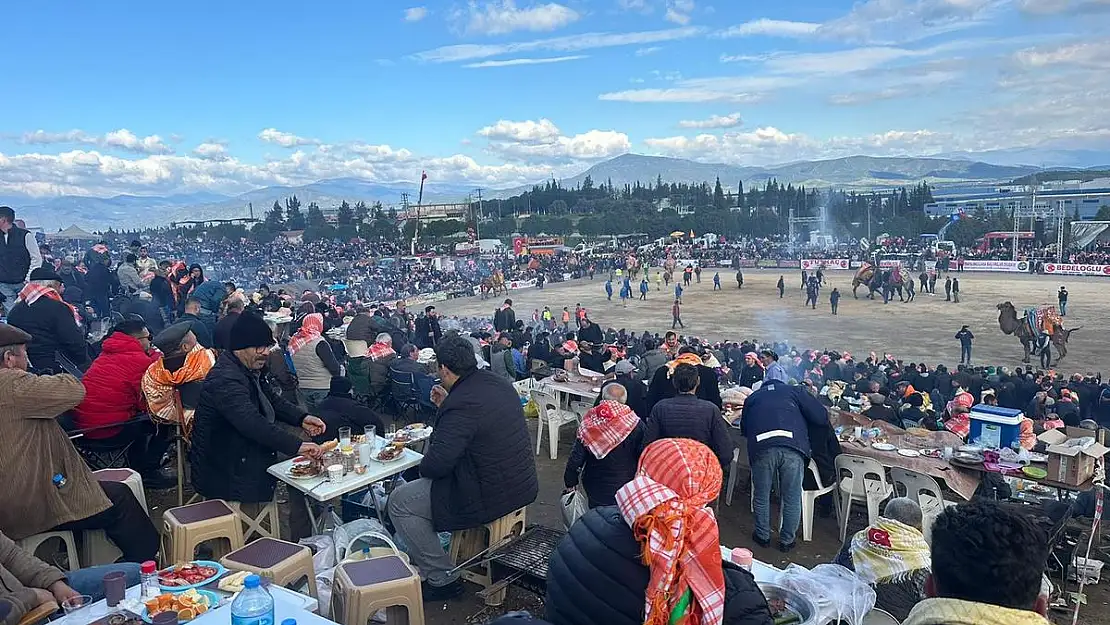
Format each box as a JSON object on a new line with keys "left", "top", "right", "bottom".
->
{"left": 8, "top": 152, "right": 1109, "bottom": 231}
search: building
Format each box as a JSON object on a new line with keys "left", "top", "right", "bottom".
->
{"left": 926, "top": 185, "right": 1110, "bottom": 220}
{"left": 396, "top": 202, "right": 468, "bottom": 222}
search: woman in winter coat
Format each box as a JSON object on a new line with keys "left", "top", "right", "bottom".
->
{"left": 562, "top": 387, "right": 644, "bottom": 508}
{"left": 547, "top": 438, "right": 773, "bottom": 625}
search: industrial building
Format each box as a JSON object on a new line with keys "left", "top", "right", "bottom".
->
{"left": 925, "top": 184, "right": 1110, "bottom": 219}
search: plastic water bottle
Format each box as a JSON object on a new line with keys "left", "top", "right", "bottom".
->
{"left": 140, "top": 560, "right": 160, "bottom": 599}
{"left": 231, "top": 575, "right": 274, "bottom": 625}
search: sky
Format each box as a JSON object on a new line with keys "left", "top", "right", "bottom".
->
{"left": 1, "top": 0, "right": 1109, "bottom": 199}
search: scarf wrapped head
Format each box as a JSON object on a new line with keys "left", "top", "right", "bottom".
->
{"left": 142, "top": 345, "right": 218, "bottom": 439}
{"left": 288, "top": 313, "right": 324, "bottom": 355}
{"left": 578, "top": 400, "right": 641, "bottom": 459}
{"left": 850, "top": 517, "right": 931, "bottom": 584}
{"left": 615, "top": 439, "right": 725, "bottom": 625}
{"left": 665, "top": 352, "right": 703, "bottom": 377}
{"left": 19, "top": 283, "right": 81, "bottom": 326}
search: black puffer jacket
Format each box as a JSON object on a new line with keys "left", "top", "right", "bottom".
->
{"left": 646, "top": 364, "right": 722, "bottom": 412}
{"left": 190, "top": 351, "right": 306, "bottom": 502}
{"left": 6, "top": 298, "right": 89, "bottom": 374}
{"left": 420, "top": 369, "right": 538, "bottom": 531}
{"left": 547, "top": 507, "right": 773, "bottom": 625}
{"left": 644, "top": 395, "right": 735, "bottom": 468}
{"left": 563, "top": 423, "right": 645, "bottom": 508}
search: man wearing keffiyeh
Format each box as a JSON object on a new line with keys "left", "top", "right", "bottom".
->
{"left": 546, "top": 438, "right": 773, "bottom": 625}
{"left": 563, "top": 384, "right": 645, "bottom": 508}
{"left": 5, "top": 267, "right": 88, "bottom": 374}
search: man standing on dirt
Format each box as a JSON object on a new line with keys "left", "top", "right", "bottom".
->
{"left": 929, "top": 272, "right": 937, "bottom": 295}
{"left": 736, "top": 269, "right": 744, "bottom": 289}
{"left": 919, "top": 270, "right": 929, "bottom": 294}
{"left": 952, "top": 276, "right": 961, "bottom": 303}
{"left": 905, "top": 276, "right": 916, "bottom": 302}
{"left": 777, "top": 276, "right": 785, "bottom": 298}
{"left": 955, "top": 325, "right": 974, "bottom": 364}
{"left": 830, "top": 288, "right": 841, "bottom": 315}
{"left": 1058, "top": 286, "right": 1068, "bottom": 316}
{"left": 671, "top": 299, "right": 684, "bottom": 329}
{"left": 944, "top": 276, "right": 953, "bottom": 301}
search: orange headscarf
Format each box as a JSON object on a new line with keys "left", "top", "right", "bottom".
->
{"left": 288, "top": 313, "right": 324, "bottom": 355}
{"left": 665, "top": 352, "right": 703, "bottom": 378}
{"left": 142, "top": 345, "right": 217, "bottom": 439}
{"left": 615, "top": 439, "right": 725, "bottom": 625}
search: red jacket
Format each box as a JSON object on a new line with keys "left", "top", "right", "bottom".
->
{"left": 74, "top": 332, "right": 160, "bottom": 438}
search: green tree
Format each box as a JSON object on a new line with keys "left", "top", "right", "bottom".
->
{"left": 550, "top": 199, "right": 568, "bottom": 215}
{"left": 263, "top": 200, "right": 285, "bottom": 231}
{"left": 285, "top": 195, "right": 306, "bottom": 230}
{"left": 354, "top": 201, "right": 369, "bottom": 224}
{"left": 713, "top": 176, "right": 726, "bottom": 210}
{"left": 306, "top": 202, "right": 327, "bottom": 229}
{"left": 337, "top": 200, "right": 354, "bottom": 227}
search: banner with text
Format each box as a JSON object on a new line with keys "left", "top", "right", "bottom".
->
{"left": 1043, "top": 263, "right": 1110, "bottom": 276}
{"left": 961, "top": 259, "right": 1029, "bottom": 273}
{"left": 799, "top": 259, "right": 850, "bottom": 270}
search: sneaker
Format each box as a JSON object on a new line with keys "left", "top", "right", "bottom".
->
{"left": 778, "top": 541, "right": 796, "bottom": 553}
{"left": 751, "top": 531, "right": 770, "bottom": 548}
{"left": 421, "top": 579, "right": 464, "bottom": 601}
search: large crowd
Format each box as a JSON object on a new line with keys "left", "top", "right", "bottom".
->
{"left": 0, "top": 202, "right": 1097, "bottom": 625}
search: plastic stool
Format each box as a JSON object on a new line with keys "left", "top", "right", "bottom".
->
{"left": 18, "top": 532, "right": 80, "bottom": 572}
{"left": 332, "top": 556, "right": 424, "bottom": 625}
{"left": 163, "top": 499, "right": 244, "bottom": 563}
{"left": 449, "top": 507, "right": 526, "bottom": 605}
{"left": 221, "top": 538, "right": 317, "bottom": 598}
{"left": 82, "top": 469, "right": 149, "bottom": 566}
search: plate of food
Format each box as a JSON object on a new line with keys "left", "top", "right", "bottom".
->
{"left": 158, "top": 561, "right": 225, "bottom": 591}
{"left": 871, "top": 442, "right": 897, "bottom": 452}
{"left": 898, "top": 448, "right": 921, "bottom": 458}
{"left": 390, "top": 423, "right": 432, "bottom": 444}
{"left": 374, "top": 444, "right": 406, "bottom": 463}
{"left": 906, "top": 427, "right": 930, "bottom": 437}
{"left": 143, "top": 589, "right": 219, "bottom": 623}
{"left": 1022, "top": 466, "right": 1049, "bottom": 480}
{"left": 286, "top": 456, "right": 322, "bottom": 480}
{"left": 918, "top": 448, "right": 944, "bottom": 459}
{"left": 951, "top": 451, "right": 984, "bottom": 466}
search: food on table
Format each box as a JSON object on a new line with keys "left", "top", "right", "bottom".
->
{"left": 906, "top": 427, "right": 930, "bottom": 437}
{"left": 144, "top": 590, "right": 211, "bottom": 622}
{"left": 403, "top": 423, "right": 427, "bottom": 431}
{"left": 288, "top": 456, "right": 321, "bottom": 478}
{"left": 320, "top": 440, "right": 339, "bottom": 453}
{"left": 376, "top": 444, "right": 404, "bottom": 462}
{"left": 217, "top": 570, "right": 250, "bottom": 593}
{"left": 392, "top": 430, "right": 412, "bottom": 443}
{"left": 766, "top": 598, "right": 801, "bottom": 625}
{"left": 159, "top": 562, "right": 220, "bottom": 587}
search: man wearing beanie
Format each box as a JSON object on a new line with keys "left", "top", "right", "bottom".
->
{"left": 190, "top": 311, "right": 325, "bottom": 540}
{"left": 313, "top": 376, "right": 385, "bottom": 443}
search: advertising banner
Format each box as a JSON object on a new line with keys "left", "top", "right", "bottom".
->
{"left": 1043, "top": 263, "right": 1110, "bottom": 276}
{"left": 757, "top": 259, "right": 779, "bottom": 268}
{"left": 777, "top": 259, "right": 796, "bottom": 268}
{"left": 739, "top": 259, "right": 758, "bottom": 268}
{"left": 961, "top": 259, "right": 1029, "bottom": 273}
{"left": 799, "top": 258, "right": 850, "bottom": 270}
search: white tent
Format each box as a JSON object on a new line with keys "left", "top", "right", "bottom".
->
{"left": 1071, "top": 221, "right": 1110, "bottom": 249}
{"left": 46, "top": 224, "right": 99, "bottom": 241}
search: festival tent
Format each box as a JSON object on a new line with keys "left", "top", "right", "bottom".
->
{"left": 46, "top": 224, "right": 99, "bottom": 241}
{"left": 1071, "top": 221, "right": 1110, "bottom": 249}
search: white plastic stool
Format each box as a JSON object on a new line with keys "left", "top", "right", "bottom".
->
{"left": 18, "top": 532, "right": 80, "bottom": 571}
{"left": 81, "top": 469, "right": 148, "bottom": 565}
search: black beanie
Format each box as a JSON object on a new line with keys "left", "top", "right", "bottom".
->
{"left": 228, "top": 312, "right": 274, "bottom": 351}
{"left": 329, "top": 376, "right": 352, "bottom": 396}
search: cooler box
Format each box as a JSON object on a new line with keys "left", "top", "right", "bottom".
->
{"left": 968, "top": 406, "right": 1024, "bottom": 450}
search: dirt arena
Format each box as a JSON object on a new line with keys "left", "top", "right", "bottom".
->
{"left": 440, "top": 270, "right": 1106, "bottom": 374}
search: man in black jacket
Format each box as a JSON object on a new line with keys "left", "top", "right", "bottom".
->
{"left": 179, "top": 298, "right": 214, "bottom": 348}
{"left": 577, "top": 317, "right": 603, "bottom": 345}
{"left": 643, "top": 363, "right": 734, "bottom": 468}
{"left": 387, "top": 336, "right": 538, "bottom": 600}
{"left": 5, "top": 267, "right": 88, "bottom": 374}
{"left": 189, "top": 313, "right": 325, "bottom": 540}
{"left": 313, "top": 376, "right": 385, "bottom": 442}
{"left": 413, "top": 306, "right": 442, "bottom": 349}
{"left": 0, "top": 206, "right": 41, "bottom": 311}
{"left": 597, "top": 360, "right": 648, "bottom": 418}
{"left": 646, "top": 347, "right": 722, "bottom": 412}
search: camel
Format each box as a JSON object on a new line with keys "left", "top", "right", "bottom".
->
{"left": 996, "top": 301, "right": 1079, "bottom": 366}
{"left": 852, "top": 265, "right": 881, "bottom": 299}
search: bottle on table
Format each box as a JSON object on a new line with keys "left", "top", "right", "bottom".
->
{"left": 140, "top": 560, "right": 160, "bottom": 599}
{"left": 231, "top": 574, "right": 274, "bottom": 625}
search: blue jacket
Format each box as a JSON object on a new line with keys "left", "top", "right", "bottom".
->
{"left": 191, "top": 280, "right": 225, "bottom": 313}
{"left": 740, "top": 381, "right": 829, "bottom": 462}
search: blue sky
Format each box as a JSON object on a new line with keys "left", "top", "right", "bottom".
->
{"left": 1, "top": 0, "right": 1108, "bottom": 198}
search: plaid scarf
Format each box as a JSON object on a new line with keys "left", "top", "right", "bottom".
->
{"left": 18, "top": 283, "right": 81, "bottom": 326}
{"left": 142, "top": 346, "right": 217, "bottom": 439}
{"left": 616, "top": 439, "right": 725, "bottom": 625}
{"left": 368, "top": 341, "right": 396, "bottom": 361}
{"left": 665, "top": 353, "right": 703, "bottom": 378}
{"left": 288, "top": 313, "right": 323, "bottom": 355}
{"left": 578, "top": 400, "right": 640, "bottom": 459}
{"left": 850, "top": 517, "right": 931, "bottom": 584}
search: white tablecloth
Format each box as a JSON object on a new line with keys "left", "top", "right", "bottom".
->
{"left": 268, "top": 436, "right": 422, "bottom": 502}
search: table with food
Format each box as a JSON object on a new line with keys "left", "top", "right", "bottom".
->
{"left": 538, "top": 368, "right": 607, "bottom": 407}
{"left": 269, "top": 433, "right": 423, "bottom": 530}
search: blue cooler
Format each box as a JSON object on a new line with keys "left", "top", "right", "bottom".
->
{"left": 968, "top": 406, "right": 1024, "bottom": 449}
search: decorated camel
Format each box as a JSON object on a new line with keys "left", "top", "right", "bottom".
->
{"left": 852, "top": 263, "right": 908, "bottom": 300}
{"left": 996, "top": 301, "right": 1078, "bottom": 366}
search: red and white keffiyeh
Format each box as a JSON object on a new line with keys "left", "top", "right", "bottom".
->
{"left": 616, "top": 439, "right": 725, "bottom": 625}
{"left": 578, "top": 400, "right": 640, "bottom": 459}
{"left": 18, "top": 282, "right": 81, "bottom": 326}
{"left": 368, "top": 340, "right": 396, "bottom": 361}
{"left": 288, "top": 313, "right": 323, "bottom": 355}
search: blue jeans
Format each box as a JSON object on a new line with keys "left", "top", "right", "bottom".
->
{"left": 960, "top": 344, "right": 972, "bottom": 364}
{"left": 1060, "top": 301, "right": 1067, "bottom": 316}
{"left": 0, "top": 281, "right": 24, "bottom": 308}
{"left": 66, "top": 563, "right": 142, "bottom": 602}
{"left": 751, "top": 447, "right": 805, "bottom": 546}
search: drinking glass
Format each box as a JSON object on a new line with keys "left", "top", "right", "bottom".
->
{"left": 386, "top": 421, "right": 397, "bottom": 437}
{"left": 62, "top": 595, "right": 93, "bottom": 624}
{"left": 338, "top": 426, "right": 352, "bottom": 451}
{"left": 103, "top": 570, "right": 127, "bottom": 607}
{"left": 364, "top": 425, "right": 377, "bottom": 453}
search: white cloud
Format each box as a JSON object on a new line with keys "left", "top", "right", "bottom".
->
{"left": 599, "top": 75, "right": 794, "bottom": 103}
{"left": 664, "top": 0, "right": 695, "bottom": 24}
{"left": 20, "top": 128, "right": 174, "bottom": 155}
{"left": 717, "top": 19, "right": 820, "bottom": 38}
{"left": 257, "top": 128, "right": 321, "bottom": 148}
{"left": 463, "top": 54, "right": 587, "bottom": 67}
{"left": 192, "top": 142, "right": 229, "bottom": 161}
{"left": 461, "top": 1, "right": 580, "bottom": 36}
{"left": 404, "top": 6, "right": 428, "bottom": 21}
{"left": 818, "top": 0, "right": 1000, "bottom": 44}
{"left": 1015, "top": 39, "right": 1110, "bottom": 69}
{"left": 677, "top": 112, "right": 743, "bottom": 129}
{"left": 1016, "top": 0, "right": 1109, "bottom": 14}
{"left": 477, "top": 118, "right": 630, "bottom": 160}
{"left": 412, "top": 26, "right": 702, "bottom": 63}
{"left": 617, "top": 0, "right": 650, "bottom": 10}
{"left": 635, "top": 46, "right": 662, "bottom": 56}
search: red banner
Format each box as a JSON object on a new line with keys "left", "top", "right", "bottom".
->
{"left": 799, "top": 258, "right": 850, "bottom": 270}
{"left": 1043, "top": 263, "right": 1110, "bottom": 276}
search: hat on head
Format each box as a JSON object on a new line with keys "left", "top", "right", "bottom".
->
{"left": 28, "top": 267, "right": 62, "bottom": 282}
{"left": 228, "top": 312, "right": 274, "bottom": 351}
{"left": 329, "top": 376, "right": 352, "bottom": 396}
{"left": 614, "top": 360, "right": 636, "bottom": 375}
{"left": 154, "top": 321, "right": 194, "bottom": 355}
{"left": 868, "top": 393, "right": 886, "bottom": 405}
{"left": 0, "top": 323, "right": 32, "bottom": 348}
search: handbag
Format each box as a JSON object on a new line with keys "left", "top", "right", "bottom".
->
{"left": 560, "top": 488, "right": 588, "bottom": 530}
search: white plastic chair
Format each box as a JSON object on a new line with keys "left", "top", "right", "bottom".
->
{"left": 531, "top": 388, "right": 580, "bottom": 460}
{"left": 737, "top": 458, "right": 838, "bottom": 542}
{"left": 835, "top": 454, "right": 894, "bottom": 541}
{"left": 725, "top": 448, "right": 741, "bottom": 506}
{"left": 890, "top": 467, "right": 956, "bottom": 541}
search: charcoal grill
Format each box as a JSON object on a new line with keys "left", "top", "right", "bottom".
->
{"left": 484, "top": 525, "right": 565, "bottom": 598}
